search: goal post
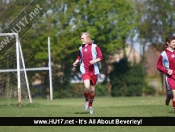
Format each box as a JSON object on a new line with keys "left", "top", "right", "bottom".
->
{"left": 48, "top": 36, "right": 53, "bottom": 100}
{"left": 16, "top": 33, "right": 22, "bottom": 106}
{"left": 0, "top": 33, "right": 53, "bottom": 106}
{"left": 18, "top": 38, "right": 32, "bottom": 104}
{"left": 0, "top": 33, "right": 32, "bottom": 106}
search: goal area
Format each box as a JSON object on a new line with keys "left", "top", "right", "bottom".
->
{"left": 0, "top": 33, "right": 53, "bottom": 107}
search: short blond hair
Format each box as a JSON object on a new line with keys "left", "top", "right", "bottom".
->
{"left": 80, "top": 32, "right": 94, "bottom": 44}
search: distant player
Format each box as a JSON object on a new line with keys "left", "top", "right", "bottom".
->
{"left": 157, "top": 35, "right": 175, "bottom": 116}
{"left": 73, "top": 32, "right": 103, "bottom": 114}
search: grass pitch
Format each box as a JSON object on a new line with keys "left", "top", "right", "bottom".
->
{"left": 0, "top": 96, "right": 174, "bottom": 132}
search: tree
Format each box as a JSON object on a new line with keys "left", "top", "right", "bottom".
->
{"left": 133, "top": 0, "right": 175, "bottom": 92}
{"left": 0, "top": 0, "right": 138, "bottom": 98}
{"left": 76, "top": 0, "right": 137, "bottom": 83}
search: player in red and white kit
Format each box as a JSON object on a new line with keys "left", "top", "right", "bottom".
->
{"left": 73, "top": 32, "right": 103, "bottom": 114}
{"left": 157, "top": 35, "right": 175, "bottom": 116}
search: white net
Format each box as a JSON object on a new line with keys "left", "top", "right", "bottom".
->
{"left": 0, "top": 34, "right": 31, "bottom": 106}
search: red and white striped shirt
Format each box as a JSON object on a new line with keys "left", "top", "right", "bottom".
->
{"left": 157, "top": 48, "right": 175, "bottom": 90}
{"left": 76, "top": 44, "right": 103, "bottom": 76}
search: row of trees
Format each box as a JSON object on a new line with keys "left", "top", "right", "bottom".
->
{"left": 0, "top": 0, "right": 175, "bottom": 98}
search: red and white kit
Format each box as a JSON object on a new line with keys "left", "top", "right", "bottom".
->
{"left": 76, "top": 44, "right": 103, "bottom": 85}
{"left": 157, "top": 48, "right": 175, "bottom": 90}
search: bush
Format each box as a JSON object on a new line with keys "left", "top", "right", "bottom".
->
{"left": 95, "top": 83, "right": 107, "bottom": 96}
{"left": 143, "top": 83, "right": 156, "bottom": 96}
{"left": 110, "top": 57, "right": 144, "bottom": 97}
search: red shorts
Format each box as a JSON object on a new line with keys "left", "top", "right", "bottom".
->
{"left": 82, "top": 73, "right": 98, "bottom": 86}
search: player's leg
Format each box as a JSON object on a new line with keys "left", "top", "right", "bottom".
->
{"left": 166, "top": 90, "right": 173, "bottom": 105}
{"left": 89, "top": 85, "right": 95, "bottom": 114}
{"left": 83, "top": 79, "right": 91, "bottom": 110}
{"left": 88, "top": 75, "right": 98, "bottom": 114}
{"left": 172, "top": 90, "right": 175, "bottom": 115}
{"left": 165, "top": 81, "right": 173, "bottom": 105}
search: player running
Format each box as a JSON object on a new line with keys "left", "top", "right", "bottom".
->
{"left": 157, "top": 35, "right": 175, "bottom": 116}
{"left": 73, "top": 32, "right": 103, "bottom": 114}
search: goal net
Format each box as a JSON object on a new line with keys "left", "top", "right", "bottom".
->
{"left": 0, "top": 33, "right": 32, "bottom": 106}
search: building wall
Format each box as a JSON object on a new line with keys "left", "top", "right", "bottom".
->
{"left": 145, "top": 45, "right": 161, "bottom": 77}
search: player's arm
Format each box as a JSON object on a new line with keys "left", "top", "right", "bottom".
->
{"left": 89, "top": 46, "right": 103, "bottom": 65}
{"left": 73, "top": 50, "right": 81, "bottom": 67}
{"left": 157, "top": 55, "right": 170, "bottom": 75}
{"left": 73, "top": 59, "right": 80, "bottom": 66}
{"left": 89, "top": 58, "right": 101, "bottom": 64}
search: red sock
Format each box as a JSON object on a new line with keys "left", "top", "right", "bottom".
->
{"left": 89, "top": 94, "right": 95, "bottom": 107}
{"left": 84, "top": 92, "right": 90, "bottom": 102}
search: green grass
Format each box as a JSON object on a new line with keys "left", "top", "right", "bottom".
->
{"left": 0, "top": 96, "right": 174, "bottom": 132}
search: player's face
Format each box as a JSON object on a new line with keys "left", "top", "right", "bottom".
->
{"left": 167, "top": 40, "right": 175, "bottom": 50}
{"left": 80, "top": 34, "right": 88, "bottom": 44}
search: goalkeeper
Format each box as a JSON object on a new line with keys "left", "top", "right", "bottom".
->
{"left": 73, "top": 32, "right": 103, "bottom": 114}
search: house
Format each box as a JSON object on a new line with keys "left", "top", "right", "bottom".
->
{"left": 107, "top": 44, "right": 141, "bottom": 73}
{"left": 145, "top": 44, "right": 162, "bottom": 77}
{"left": 144, "top": 44, "right": 165, "bottom": 94}
{"left": 108, "top": 43, "right": 165, "bottom": 94}
{"left": 108, "top": 44, "right": 141, "bottom": 63}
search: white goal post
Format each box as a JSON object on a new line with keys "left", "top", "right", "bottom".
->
{"left": 0, "top": 33, "right": 53, "bottom": 106}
